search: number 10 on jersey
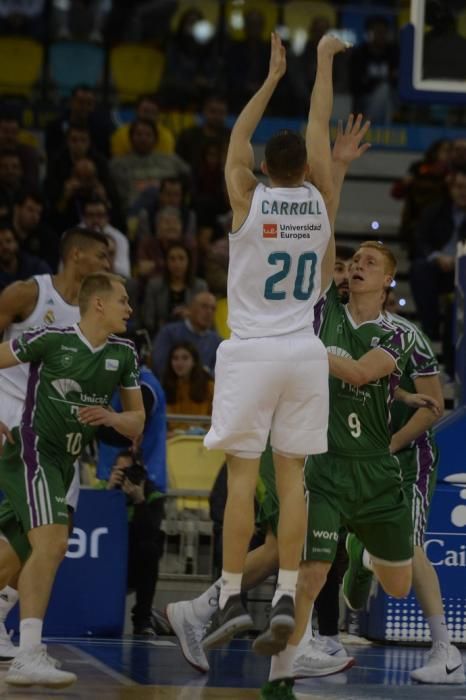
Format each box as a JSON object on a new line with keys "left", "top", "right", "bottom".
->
{"left": 264, "top": 251, "right": 317, "bottom": 300}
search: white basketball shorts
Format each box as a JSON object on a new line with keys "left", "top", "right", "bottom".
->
{"left": 204, "top": 330, "right": 329, "bottom": 456}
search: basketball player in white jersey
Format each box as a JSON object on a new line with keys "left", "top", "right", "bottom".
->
{"left": 0, "top": 226, "right": 110, "bottom": 657}
{"left": 201, "top": 33, "right": 349, "bottom": 653}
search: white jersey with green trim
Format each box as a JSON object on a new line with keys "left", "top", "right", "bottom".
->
{"left": 227, "top": 182, "right": 331, "bottom": 338}
{"left": 0, "top": 275, "right": 79, "bottom": 401}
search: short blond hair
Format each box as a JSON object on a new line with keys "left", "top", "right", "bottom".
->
{"left": 358, "top": 241, "right": 397, "bottom": 276}
{"left": 79, "top": 272, "right": 125, "bottom": 314}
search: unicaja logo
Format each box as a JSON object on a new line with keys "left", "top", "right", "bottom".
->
{"left": 451, "top": 489, "right": 466, "bottom": 528}
{"left": 51, "top": 378, "right": 82, "bottom": 399}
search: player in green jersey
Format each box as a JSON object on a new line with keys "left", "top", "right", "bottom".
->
{"left": 257, "top": 241, "right": 443, "bottom": 695}
{"left": 0, "top": 272, "right": 145, "bottom": 689}
{"left": 381, "top": 303, "right": 464, "bottom": 683}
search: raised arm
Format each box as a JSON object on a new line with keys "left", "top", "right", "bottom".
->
{"left": 225, "top": 32, "right": 286, "bottom": 229}
{"left": 306, "top": 35, "right": 349, "bottom": 216}
{"left": 320, "top": 113, "right": 371, "bottom": 293}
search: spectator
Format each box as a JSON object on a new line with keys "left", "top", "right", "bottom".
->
{"left": 223, "top": 8, "right": 294, "bottom": 115}
{"left": 0, "top": 221, "right": 50, "bottom": 291}
{"left": 52, "top": 157, "right": 117, "bottom": 231}
{"left": 111, "top": 94, "right": 175, "bottom": 157}
{"left": 176, "top": 94, "right": 230, "bottom": 171}
{"left": 98, "top": 329, "right": 167, "bottom": 494}
{"left": 152, "top": 291, "right": 220, "bottom": 377}
{"left": 110, "top": 119, "right": 190, "bottom": 213}
{"left": 0, "top": 151, "right": 25, "bottom": 204}
{"left": 410, "top": 166, "right": 466, "bottom": 375}
{"left": 0, "top": 0, "right": 46, "bottom": 38}
{"left": 52, "top": 0, "right": 111, "bottom": 42}
{"left": 46, "top": 124, "right": 112, "bottom": 202}
{"left": 81, "top": 196, "right": 131, "bottom": 277}
{"left": 97, "top": 326, "right": 166, "bottom": 637}
{"left": 160, "top": 6, "right": 219, "bottom": 109}
{"left": 103, "top": 450, "right": 165, "bottom": 637}
{"left": 136, "top": 206, "right": 192, "bottom": 279}
{"left": 163, "top": 341, "right": 214, "bottom": 435}
{"left": 130, "top": 176, "right": 197, "bottom": 244}
{"left": 143, "top": 242, "right": 207, "bottom": 335}
{"left": 191, "top": 139, "right": 229, "bottom": 225}
{"left": 104, "top": 0, "right": 177, "bottom": 43}
{"left": 0, "top": 114, "right": 40, "bottom": 189}
{"left": 349, "top": 15, "right": 399, "bottom": 124}
{"left": 392, "top": 139, "right": 452, "bottom": 257}
{"left": 204, "top": 234, "right": 229, "bottom": 298}
{"left": 45, "top": 84, "right": 115, "bottom": 159}
{"left": 451, "top": 137, "right": 466, "bottom": 168}
{"left": 12, "top": 190, "right": 60, "bottom": 271}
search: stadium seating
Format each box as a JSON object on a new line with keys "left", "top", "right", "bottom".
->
{"left": 166, "top": 434, "right": 224, "bottom": 512}
{"left": 283, "top": 0, "right": 336, "bottom": 36}
{"left": 0, "top": 37, "right": 43, "bottom": 98}
{"left": 109, "top": 43, "right": 165, "bottom": 103}
{"left": 162, "top": 435, "right": 224, "bottom": 575}
{"left": 225, "top": 0, "right": 279, "bottom": 40}
{"left": 214, "top": 297, "right": 230, "bottom": 339}
{"left": 48, "top": 41, "right": 105, "bottom": 97}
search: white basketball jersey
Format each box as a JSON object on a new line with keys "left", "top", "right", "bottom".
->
{"left": 227, "top": 182, "right": 331, "bottom": 338}
{"left": 0, "top": 275, "right": 80, "bottom": 400}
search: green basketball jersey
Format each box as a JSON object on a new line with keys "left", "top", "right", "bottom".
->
{"left": 10, "top": 323, "right": 140, "bottom": 461}
{"left": 313, "top": 285, "right": 415, "bottom": 457}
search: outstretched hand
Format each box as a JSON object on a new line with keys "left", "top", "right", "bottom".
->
{"left": 268, "top": 32, "right": 286, "bottom": 82}
{"left": 332, "top": 113, "right": 371, "bottom": 165}
{"left": 317, "top": 34, "right": 351, "bottom": 57}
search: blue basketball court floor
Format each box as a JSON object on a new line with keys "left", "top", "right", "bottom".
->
{"left": 2, "top": 635, "right": 463, "bottom": 699}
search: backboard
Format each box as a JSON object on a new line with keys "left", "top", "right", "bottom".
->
{"left": 399, "top": 0, "right": 466, "bottom": 102}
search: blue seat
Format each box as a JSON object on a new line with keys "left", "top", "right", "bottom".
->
{"left": 49, "top": 41, "right": 105, "bottom": 96}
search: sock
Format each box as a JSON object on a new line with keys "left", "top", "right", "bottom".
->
{"left": 19, "top": 618, "right": 43, "bottom": 652}
{"left": 0, "top": 586, "right": 19, "bottom": 623}
{"left": 219, "top": 570, "right": 242, "bottom": 610}
{"left": 362, "top": 549, "right": 374, "bottom": 571}
{"left": 427, "top": 615, "right": 450, "bottom": 645}
{"left": 300, "top": 604, "right": 315, "bottom": 645}
{"left": 271, "top": 569, "right": 299, "bottom": 607}
{"left": 269, "top": 644, "right": 298, "bottom": 681}
{"left": 192, "top": 579, "right": 221, "bottom": 623}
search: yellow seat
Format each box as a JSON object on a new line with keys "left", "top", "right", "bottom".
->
{"left": 0, "top": 37, "right": 43, "bottom": 98}
{"left": 458, "top": 9, "right": 466, "bottom": 39}
{"left": 214, "top": 297, "right": 230, "bottom": 339}
{"left": 110, "top": 43, "right": 165, "bottom": 103}
{"left": 225, "top": 0, "right": 278, "bottom": 40}
{"left": 283, "top": 1, "right": 336, "bottom": 35}
{"left": 166, "top": 435, "right": 225, "bottom": 511}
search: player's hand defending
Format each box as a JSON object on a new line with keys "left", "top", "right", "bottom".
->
{"left": 78, "top": 405, "right": 116, "bottom": 427}
{"left": 402, "top": 392, "right": 442, "bottom": 416}
{"left": 317, "top": 34, "right": 351, "bottom": 57}
{"left": 332, "top": 113, "right": 371, "bottom": 165}
{"left": 268, "top": 32, "right": 286, "bottom": 82}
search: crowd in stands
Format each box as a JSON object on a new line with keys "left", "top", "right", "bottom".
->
{"left": 392, "top": 136, "right": 466, "bottom": 379}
